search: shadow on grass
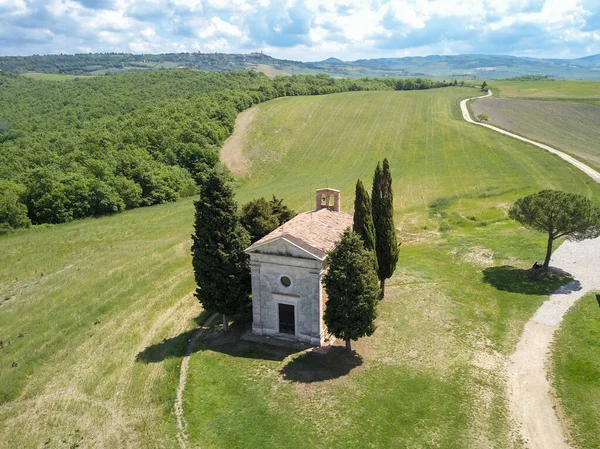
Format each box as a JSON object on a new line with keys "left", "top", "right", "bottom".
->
{"left": 136, "top": 319, "right": 299, "bottom": 363}
{"left": 136, "top": 329, "right": 197, "bottom": 363}
{"left": 204, "top": 324, "right": 299, "bottom": 362}
{"left": 279, "top": 347, "right": 363, "bottom": 383}
{"left": 482, "top": 265, "right": 578, "bottom": 295}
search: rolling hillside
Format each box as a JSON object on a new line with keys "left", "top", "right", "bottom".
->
{"left": 2, "top": 86, "right": 600, "bottom": 448}
{"left": 3, "top": 51, "right": 600, "bottom": 79}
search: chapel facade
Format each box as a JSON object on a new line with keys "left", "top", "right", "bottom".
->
{"left": 245, "top": 188, "right": 353, "bottom": 346}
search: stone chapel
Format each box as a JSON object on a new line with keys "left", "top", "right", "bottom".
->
{"left": 245, "top": 188, "right": 353, "bottom": 346}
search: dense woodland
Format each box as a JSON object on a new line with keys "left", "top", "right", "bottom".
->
{"left": 0, "top": 69, "right": 454, "bottom": 233}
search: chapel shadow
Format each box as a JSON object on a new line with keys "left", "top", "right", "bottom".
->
{"left": 482, "top": 265, "right": 577, "bottom": 295}
{"left": 280, "top": 346, "right": 363, "bottom": 383}
{"left": 204, "top": 323, "right": 300, "bottom": 362}
{"left": 136, "top": 319, "right": 299, "bottom": 364}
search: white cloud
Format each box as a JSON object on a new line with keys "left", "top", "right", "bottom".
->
{"left": 0, "top": 0, "right": 599, "bottom": 59}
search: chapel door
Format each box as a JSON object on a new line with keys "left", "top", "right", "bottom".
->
{"left": 278, "top": 303, "right": 295, "bottom": 335}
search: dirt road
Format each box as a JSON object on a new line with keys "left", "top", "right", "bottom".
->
{"left": 462, "top": 91, "right": 600, "bottom": 448}
{"left": 460, "top": 91, "right": 600, "bottom": 183}
{"left": 220, "top": 107, "right": 257, "bottom": 176}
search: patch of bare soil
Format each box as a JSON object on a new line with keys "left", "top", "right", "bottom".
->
{"left": 461, "top": 246, "right": 495, "bottom": 267}
{"left": 220, "top": 107, "right": 258, "bottom": 177}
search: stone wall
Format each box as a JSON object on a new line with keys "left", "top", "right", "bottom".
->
{"left": 250, "top": 250, "right": 325, "bottom": 346}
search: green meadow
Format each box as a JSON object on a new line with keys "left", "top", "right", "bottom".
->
{"left": 553, "top": 293, "right": 600, "bottom": 449}
{"left": 21, "top": 72, "right": 93, "bottom": 81}
{"left": 471, "top": 97, "right": 600, "bottom": 170}
{"left": 2, "top": 86, "right": 600, "bottom": 448}
{"left": 493, "top": 79, "right": 600, "bottom": 102}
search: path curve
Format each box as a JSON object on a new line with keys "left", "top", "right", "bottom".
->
{"left": 175, "top": 312, "right": 219, "bottom": 449}
{"left": 460, "top": 91, "right": 600, "bottom": 183}
{"left": 507, "top": 237, "right": 600, "bottom": 449}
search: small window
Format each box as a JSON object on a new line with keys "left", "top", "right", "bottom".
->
{"left": 280, "top": 275, "right": 292, "bottom": 287}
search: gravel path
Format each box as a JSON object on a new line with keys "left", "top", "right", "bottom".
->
{"left": 508, "top": 237, "right": 600, "bottom": 449}
{"left": 460, "top": 91, "right": 600, "bottom": 183}
{"left": 461, "top": 91, "right": 600, "bottom": 448}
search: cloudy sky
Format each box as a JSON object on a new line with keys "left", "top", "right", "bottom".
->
{"left": 1, "top": 0, "right": 600, "bottom": 61}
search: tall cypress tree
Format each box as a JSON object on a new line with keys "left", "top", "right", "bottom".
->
{"left": 323, "top": 229, "right": 379, "bottom": 353}
{"left": 353, "top": 179, "right": 376, "bottom": 251}
{"left": 191, "top": 168, "right": 251, "bottom": 330}
{"left": 371, "top": 159, "right": 399, "bottom": 299}
{"left": 353, "top": 179, "right": 378, "bottom": 273}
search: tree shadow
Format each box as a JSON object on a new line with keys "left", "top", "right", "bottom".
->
{"left": 136, "top": 329, "right": 197, "bottom": 363}
{"left": 482, "top": 265, "right": 576, "bottom": 295}
{"left": 279, "top": 346, "right": 363, "bottom": 383}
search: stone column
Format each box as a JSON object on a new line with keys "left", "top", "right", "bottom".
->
{"left": 308, "top": 268, "right": 324, "bottom": 345}
{"left": 250, "top": 260, "right": 263, "bottom": 335}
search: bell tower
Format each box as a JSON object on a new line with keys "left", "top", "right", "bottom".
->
{"left": 315, "top": 188, "right": 340, "bottom": 212}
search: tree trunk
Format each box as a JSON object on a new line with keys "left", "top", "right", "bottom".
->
{"left": 345, "top": 339, "right": 352, "bottom": 354}
{"left": 379, "top": 278, "right": 385, "bottom": 300}
{"left": 222, "top": 315, "right": 229, "bottom": 332}
{"left": 543, "top": 233, "right": 554, "bottom": 271}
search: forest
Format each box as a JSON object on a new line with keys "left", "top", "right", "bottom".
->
{"left": 0, "top": 69, "right": 454, "bottom": 233}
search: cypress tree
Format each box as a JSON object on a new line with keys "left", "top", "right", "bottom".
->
{"left": 353, "top": 179, "right": 376, "bottom": 251}
{"left": 323, "top": 229, "right": 379, "bottom": 353}
{"left": 191, "top": 168, "right": 251, "bottom": 331}
{"left": 371, "top": 159, "right": 399, "bottom": 299}
{"left": 353, "top": 179, "right": 378, "bottom": 273}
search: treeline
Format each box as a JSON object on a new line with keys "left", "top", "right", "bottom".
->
{"left": 271, "top": 74, "right": 455, "bottom": 95}
{"left": 501, "top": 75, "right": 554, "bottom": 82}
{"left": 0, "top": 70, "right": 457, "bottom": 233}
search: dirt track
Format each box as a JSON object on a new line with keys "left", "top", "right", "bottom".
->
{"left": 175, "top": 313, "right": 218, "bottom": 449}
{"left": 463, "top": 91, "right": 600, "bottom": 449}
{"left": 220, "top": 107, "right": 257, "bottom": 176}
{"left": 508, "top": 237, "right": 600, "bottom": 449}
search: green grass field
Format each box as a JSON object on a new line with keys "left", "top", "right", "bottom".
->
{"left": 553, "top": 293, "right": 600, "bottom": 449}
{"left": 471, "top": 97, "right": 600, "bottom": 170}
{"left": 0, "top": 200, "right": 203, "bottom": 448}
{"left": 22, "top": 72, "right": 94, "bottom": 81}
{"left": 2, "top": 86, "right": 600, "bottom": 448}
{"left": 492, "top": 79, "right": 600, "bottom": 102}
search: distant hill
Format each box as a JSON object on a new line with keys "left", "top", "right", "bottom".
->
{"left": 308, "top": 54, "right": 600, "bottom": 80}
{"left": 1, "top": 51, "right": 600, "bottom": 80}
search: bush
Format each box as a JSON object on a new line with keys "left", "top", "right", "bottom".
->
{"left": 0, "top": 180, "right": 30, "bottom": 233}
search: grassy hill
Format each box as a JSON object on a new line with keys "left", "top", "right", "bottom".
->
{"left": 2, "top": 86, "right": 600, "bottom": 448}
{"left": 0, "top": 199, "right": 203, "bottom": 448}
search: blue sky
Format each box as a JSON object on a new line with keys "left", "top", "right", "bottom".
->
{"left": 1, "top": 0, "right": 599, "bottom": 60}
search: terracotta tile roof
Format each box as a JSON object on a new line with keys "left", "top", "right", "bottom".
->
{"left": 246, "top": 208, "right": 353, "bottom": 259}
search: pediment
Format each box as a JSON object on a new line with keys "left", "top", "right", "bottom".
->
{"left": 245, "top": 235, "right": 325, "bottom": 261}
